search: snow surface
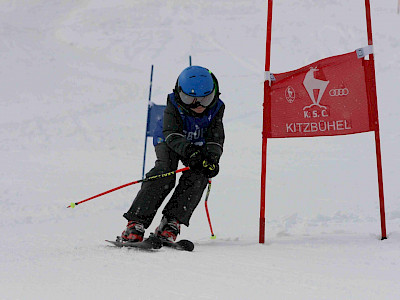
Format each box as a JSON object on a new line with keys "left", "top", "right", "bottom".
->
{"left": 1, "top": 0, "right": 400, "bottom": 299}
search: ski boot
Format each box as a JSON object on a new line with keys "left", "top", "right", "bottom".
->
{"left": 121, "top": 221, "right": 145, "bottom": 242}
{"left": 155, "top": 216, "right": 180, "bottom": 242}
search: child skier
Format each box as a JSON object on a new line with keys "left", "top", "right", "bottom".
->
{"left": 121, "top": 65, "right": 225, "bottom": 243}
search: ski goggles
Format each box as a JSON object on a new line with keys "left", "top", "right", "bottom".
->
{"left": 179, "top": 89, "right": 216, "bottom": 108}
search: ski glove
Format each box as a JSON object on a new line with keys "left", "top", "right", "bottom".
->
{"left": 201, "top": 161, "right": 219, "bottom": 178}
{"left": 185, "top": 145, "right": 205, "bottom": 172}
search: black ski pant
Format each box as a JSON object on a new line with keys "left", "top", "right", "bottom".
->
{"left": 123, "top": 143, "right": 209, "bottom": 228}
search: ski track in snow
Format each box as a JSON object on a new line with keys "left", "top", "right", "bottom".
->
{"left": 1, "top": 0, "right": 400, "bottom": 299}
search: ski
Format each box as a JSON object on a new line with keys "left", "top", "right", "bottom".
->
{"left": 106, "top": 234, "right": 194, "bottom": 252}
{"left": 161, "top": 239, "right": 194, "bottom": 252}
{"left": 106, "top": 234, "right": 162, "bottom": 251}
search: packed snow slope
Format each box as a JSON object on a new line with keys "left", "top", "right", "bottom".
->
{"left": 1, "top": 0, "right": 400, "bottom": 299}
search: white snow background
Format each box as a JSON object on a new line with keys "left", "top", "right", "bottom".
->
{"left": 1, "top": 0, "right": 400, "bottom": 299}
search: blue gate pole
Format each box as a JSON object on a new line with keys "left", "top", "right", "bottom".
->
{"left": 142, "top": 65, "right": 154, "bottom": 179}
{"left": 189, "top": 55, "right": 192, "bottom": 66}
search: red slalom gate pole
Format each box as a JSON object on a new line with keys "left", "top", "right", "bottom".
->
{"left": 260, "top": 0, "right": 273, "bottom": 244}
{"left": 67, "top": 167, "right": 190, "bottom": 208}
{"left": 365, "top": 0, "right": 387, "bottom": 240}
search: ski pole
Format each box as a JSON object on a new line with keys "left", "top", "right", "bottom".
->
{"left": 204, "top": 179, "right": 216, "bottom": 239}
{"left": 67, "top": 167, "right": 190, "bottom": 208}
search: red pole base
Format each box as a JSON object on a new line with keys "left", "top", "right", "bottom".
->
{"left": 259, "top": 217, "right": 265, "bottom": 244}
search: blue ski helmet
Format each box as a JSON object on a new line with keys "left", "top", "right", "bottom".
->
{"left": 177, "top": 66, "right": 215, "bottom": 108}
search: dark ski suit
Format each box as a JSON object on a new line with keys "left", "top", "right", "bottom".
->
{"left": 124, "top": 81, "right": 225, "bottom": 228}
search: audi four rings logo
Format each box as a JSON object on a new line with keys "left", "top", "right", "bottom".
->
{"left": 329, "top": 88, "right": 349, "bottom": 96}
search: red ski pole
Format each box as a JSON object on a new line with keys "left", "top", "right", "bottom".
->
{"left": 204, "top": 179, "right": 216, "bottom": 239}
{"left": 67, "top": 167, "right": 190, "bottom": 208}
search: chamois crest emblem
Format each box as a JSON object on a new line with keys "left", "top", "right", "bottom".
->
{"left": 303, "top": 67, "right": 329, "bottom": 110}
